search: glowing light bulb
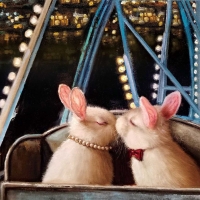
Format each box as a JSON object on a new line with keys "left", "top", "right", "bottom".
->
{"left": 194, "top": 113, "right": 199, "bottom": 118}
{"left": 194, "top": 77, "right": 198, "bottom": 82}
{"left": 154, "top": 64, "right": 160, "bottom": 70}
{"left": 192, "top": 3, "right": 196, "bottom": 8}
{"left": 129, "top": 102, "right": 136, "bottom": 109}
{"left": 0, "top": 99, "right": 6, "bottom": 108}
{"left": 194, "top": 99, "right": 198, "bottom": 104}
{"left": 30, "top": 15, "right": 38, "bottom": 25}
{"left": 120, "top": 75, "right": 128, "bottom": 83}
{"left": 116, "top": 57, "right": 124, "bottom": 65}
{"left": 155, "top": 45, "right": 161, "bottom": 52}
{"left": 195, "top": 47, "right": 198, "bottom": 52}
{"left": 112, "top": 30, "right": 116, "bottom": 35}
{"left": 19, "top": 42, "right": 28, "bottom": 52}
{"left": 194, "top": 62, "right": 198, "bottom": 67}
{"left": 157, "top": 35, "right": 163, "bottom": 42}
{"left": 8, "top": 72, "right": 16, "bottom": 81}
{"left": 2, "top": 86, "right": 10, "bottom": 95}
{"left": 194, "top": 54, "right": 198, "bottom": 59}
{"left": 153, "top": 74, "right": 159, "bottom": 80}
{"left": 157, "top": 54, "right": 161, "bottom": 58}
{"left": 152, "top": 92, "right": 157, "bottom": 99}
{"left": 14, "top": 16, "right": 19, "bottom": 21}
{"left": 118, "top": 65, "right": 126, "bottom": 73}
{"left": 194, "top": 69, "right": 198, "bottom": 74}
{"left": 25, "top": 29, "right": 33, "bottom": 38}
{"left": 33, "top": 4, "right": 43, "bottom": 14}
{"left": 123, "top": 84, "right": 130, "bottom": 91}
{"left": 195, "top": 92, "right": 198, "bottom": 97}
{"left": 125, "top": 92, "right": 133, "bottom": 100}
{"left": 152, "top": 83, "right": 158, "bottom": 90}
{"left": 194, "top": 84, "right": 198, "bottom": 89}
{"left": 195, "top": 39, "right": 199, "bottom": 45}
{"left": 13, "top": 57, "right": 22, "bottom": 68}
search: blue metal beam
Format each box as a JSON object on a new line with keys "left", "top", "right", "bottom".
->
{"left": 157, "top": 0, "right": 172, "bottom": 104}
{"left": 72, "top": 0, "right": 111, "bottom": 88}
{"left": 0, "top": 0, "right": 57, "bottom": 146}
{"left": 61, "top": 0, "right": 114, "bottom": 123}
{"left": 123, "top": 17, "right": 200, "bottom": 117}
{"left": 81, "top": 0, "right": 115, "bottom": 92}
{"left": 177, "top": 1, "right": 194, "bottom": 117}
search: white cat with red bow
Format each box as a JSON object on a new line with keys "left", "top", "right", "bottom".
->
{"left": 116, "top": 91, "right": 200, "bottom": 188}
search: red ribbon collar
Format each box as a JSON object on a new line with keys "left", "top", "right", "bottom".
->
{"left": 128, "top": 149, "right": 144, "bottom": 161}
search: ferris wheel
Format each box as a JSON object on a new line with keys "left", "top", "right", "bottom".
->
{"left": 61, "top": 0, "right": 200, "bottom": 123}
{"left": 0, "top": 0, "right": 200, "bottom": 147}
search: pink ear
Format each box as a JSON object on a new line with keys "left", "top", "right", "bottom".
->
{"left": 161, "top": 91, "right": 181, "bottom": 120}
{"left": 70, "top": 87, "right": 87, "bottom": 120}
{"left": 140, "top": 97, "right": 158, "bottom": 129}
{"left": 58, "top": 84, "right": 72, "bottom": 110}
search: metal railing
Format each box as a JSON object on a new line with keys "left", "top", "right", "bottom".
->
{"left": 0, "top": 0, "right": 200, "bottom": 146}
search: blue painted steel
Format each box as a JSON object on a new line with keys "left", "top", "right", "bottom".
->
{"left": 62, "top": 0, "right": 200, "bottom": 123}
{"left": 196, "top": 1, "right": 200, "bottom": 26}
{"left": 79, "top": 1, "right": 113, "bottom": 89}
{"left": 123, "top": 17, "right": 200, "bottom": 117}
{"left": 61, "top": 0, "right": 114, "bottom": 123}
{"left": 185, "top": 0, "right": 200, "bottom": 33}
{"left": 115, "top": 0, "right": 139, "bottom": 107}
{"left": 0, "top": 0, "right": 58, "bottom": 145}
{"left": 164, "top": 86, "right": 191, "bottom": 92}
{"left": 82, "top": 1, "right": 115, "bottom": 92}
{"left": 181, "top": 1, "right": 200, "bottom": 40}
{"left": 157, "top": 1, "right": 172, "bottom": 105}
{"left": 60, "top": 109, "right": 70, "bottom": 124}
{"left": 195, "top": 1, "right": 200, "bottom": 113}
{"left": 72, "top": 0, "right": 110, "bottom": 88}
{"left": 177, "top": 1, "right": 194, "bottom": 118}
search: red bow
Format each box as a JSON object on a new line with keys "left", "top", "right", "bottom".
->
{"left": 128, "top": 149, "right": 144, "bottom": 161}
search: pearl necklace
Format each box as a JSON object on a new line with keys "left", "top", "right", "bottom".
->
{"left": 67, "top": 135, "right": 112, "bottom": 151}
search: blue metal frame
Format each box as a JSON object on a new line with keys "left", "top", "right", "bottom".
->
{"left": 1, "top": 0, "right": 200, "bottom": 144}
{"left": 157, "top": 0, "right": 173, "bottom": 104}
{"left": 62, "top": 0, "right": 200, "bottom": 123}
{"left": 196, "top": 1, "right": 200, "bottom": 113}
{"left": 0, "top": 0, "right": 57, "bottom": 145}
{"left": 178, "top": 1, "right": 194, "bottom": 118}
{"left": 61, "top": 0, "right": 115, "bottom": 123}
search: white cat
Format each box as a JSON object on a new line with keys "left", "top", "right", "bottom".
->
{"left": 116, "top": 91, "right": 200, "bottom": 188}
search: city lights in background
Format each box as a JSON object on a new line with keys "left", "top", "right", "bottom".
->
{"left": 123, "top": 0, "right": 182, "bottom": 28}
{"left": 0, "top": 3, "right": 44, "bottom": 112}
